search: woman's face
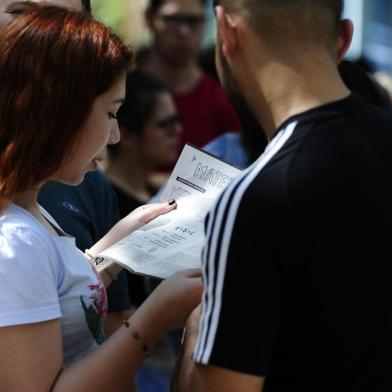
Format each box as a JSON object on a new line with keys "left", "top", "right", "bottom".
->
{"left": 53, "top": 73, "right": 126, "bottom": 185}
{"left": 141, "top": 91, "right": 182, "bottom": 166}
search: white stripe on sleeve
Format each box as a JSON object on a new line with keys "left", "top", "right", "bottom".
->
{"left": 194, "top": 122, "right": 297, "bottom": 364}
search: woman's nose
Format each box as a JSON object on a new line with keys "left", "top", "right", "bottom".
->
{"left": 108, "top": 120, "right": 121, "bottom": 145}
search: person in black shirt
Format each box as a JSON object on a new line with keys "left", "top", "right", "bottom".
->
{"left": 173, "top": 1, "right": 392, "bottom": 391}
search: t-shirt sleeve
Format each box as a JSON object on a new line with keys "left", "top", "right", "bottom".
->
{"left": 0, "top": 227, "right": 61, "bottom": 327}
{"left": 193, "top": 189, "right": 283, "bottom": 376}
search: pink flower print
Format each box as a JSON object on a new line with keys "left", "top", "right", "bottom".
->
{"left": 88, "top": 283, "right": 108, "bottom": 318}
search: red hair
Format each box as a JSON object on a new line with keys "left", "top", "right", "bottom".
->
{"left": 0, "top": 3, "right": 133, "bottom": 211}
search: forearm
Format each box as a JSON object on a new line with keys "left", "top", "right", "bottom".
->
{"left": 104, "top": 308, "right": 135, "bottom": 337}
{"left": 53, "top": 304, "right": 161, "bottom": 392}
{"left": 87, "top": 219, "right": 133, "bottom": 257}
{"left": 87, "top": 202, "right": 176, "bottom": 258}
{"left": 172, "top": 314, "right": 200, "bottom": 391}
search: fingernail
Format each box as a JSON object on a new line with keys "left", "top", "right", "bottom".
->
{"left": 168, "top": 199, "right": 176, "bottom": 205}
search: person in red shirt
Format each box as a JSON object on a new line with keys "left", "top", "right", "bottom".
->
{"left": 139, "top": 0, "right": 241, "bottom": 161}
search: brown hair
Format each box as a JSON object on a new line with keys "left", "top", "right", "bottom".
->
{"left": 0, "top": 2, "right": 133, "bottom": 211}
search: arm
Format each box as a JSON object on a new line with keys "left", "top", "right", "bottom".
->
{"left": 88, "top": 201, "right": 176, "bottom": 256}
{"left": 172, "top": 175, "right": 284, "bottom": 391}
{"left": 0, "top": 269, "right": 202, "bottom": 392}
{"left": 172, "top": 307, "right": 265, "bottom": 392}
{"left": 87, "top": 201, "right": 176, "bottom": 286}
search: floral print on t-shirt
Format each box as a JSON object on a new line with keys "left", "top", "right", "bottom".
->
{"left": 80, "top": 272, "right": 107, "bottom": 345}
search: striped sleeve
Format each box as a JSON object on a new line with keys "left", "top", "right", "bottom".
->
{"left": 193, "top": 123, "right": 296, "bottom": 374}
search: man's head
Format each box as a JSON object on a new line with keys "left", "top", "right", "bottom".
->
{"left": 146, "top": 0, "right": 207, "bottom": 68}
{"left": 0, "top": 0, "right": 90, "bottom": 27}
{"left": 110, "top": 70, "right": 182, "bottom": 167}
{"left": 213, "top": 0, "right": 344, "bottom": 55}
{"left": 213, "top": 0, "right": 351, "bottom": 138}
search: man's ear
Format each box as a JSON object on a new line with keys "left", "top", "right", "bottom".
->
{"left": 215, "top": 5, "right": 238, "bottom": 60}
{"left": 337, "top": 19, "right": 354, "bottom": 62}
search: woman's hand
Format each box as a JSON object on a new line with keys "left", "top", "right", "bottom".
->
{"left": 121, "top": 200, "right": 177, "bottom": 232}
{"left": 88, "top": 200, "right": 176, "bottom": 258}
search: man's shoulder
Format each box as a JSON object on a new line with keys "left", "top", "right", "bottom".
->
{"left": 283, "top": 96, "right": 392, "bottom": 155}
{"left": 282, "top": 98, "right": 392, "bottom": 194}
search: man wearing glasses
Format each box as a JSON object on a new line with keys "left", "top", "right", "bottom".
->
{"left": 139, "top": 0, "right": 241, "bottom": 167}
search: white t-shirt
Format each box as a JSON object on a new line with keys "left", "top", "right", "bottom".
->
{"left": 0, "top": 204, "right": 107, "bottom": 367}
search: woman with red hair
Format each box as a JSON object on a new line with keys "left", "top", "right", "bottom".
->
{"left": 0, "top": 3, "right": 201, "bottom": 390}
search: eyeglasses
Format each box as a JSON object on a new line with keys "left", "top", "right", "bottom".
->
{"left": 155, "top": 115, "right": 181, "bottom": 135}
{"left": 158, "top": 13, "right": 206, "bottom": 31}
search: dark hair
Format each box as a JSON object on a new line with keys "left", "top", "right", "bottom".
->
{"left": 213, "top": 0, "right": 343, "bottom": 52}
{"left": 213, "top": 0, "right": 342, "bottom": 14}
{"left": 109, "top": 71, "right": 170, "bottom": 158}
{"left": 81, "top": 0, "right": 92, "bottom": 14}
{"left": 339, "top": 60, "right": 392, "bottom": 109}
{"left": 0, "top": 3, "right": 133, "bottom": 211}
{"left": 149, "top": 0, "right": 207, "bottom": 12}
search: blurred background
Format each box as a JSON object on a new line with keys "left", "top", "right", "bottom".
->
{"left": 91, "top": 0, "right": 392, "bottom": 74}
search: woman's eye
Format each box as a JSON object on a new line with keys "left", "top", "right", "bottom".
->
{"left": 108, "top": 112, "right": 117, "bottom": 120}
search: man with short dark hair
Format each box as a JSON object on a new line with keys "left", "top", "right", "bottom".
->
{"left": 173, "top": 1, "right": 392, "bottom": 391}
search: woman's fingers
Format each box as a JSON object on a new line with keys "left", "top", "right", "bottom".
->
{"left": 132, "top": 200, "right": 177, "bottom": 225}
{"left": 174, "top": 268, "right": 202, "bottom": 279}
{"left": 122, "top": 200, "right": 177, "bottom": 231}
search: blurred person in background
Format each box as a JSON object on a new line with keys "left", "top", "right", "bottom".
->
{"left": 104, "top": 70, "right": 182, "bottom": 308}
{"left": 106, "top": 70, "right": 182, "bottom": 219}
{"left": 373, "top": 70, "right": 392, "bottom": 106}
{"left": 137, "top": 0, "right": 241, "bottom": 169}
{"left": 0, "top": 0, "right": 81, "bottom": 25}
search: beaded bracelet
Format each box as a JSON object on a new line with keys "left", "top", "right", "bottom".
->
{"left": 122, "top": 320, "right": 150, "bottom": 358}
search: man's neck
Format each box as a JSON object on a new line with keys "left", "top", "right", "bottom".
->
{"left": 241, "top": 51, "right": 350, "bottom": 140}
{"left": 144, "top": 50, "right": 202, "bottom": 94}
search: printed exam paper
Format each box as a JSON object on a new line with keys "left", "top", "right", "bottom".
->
{"left": 98, "top": 145, "right": 241, "bottom": 279}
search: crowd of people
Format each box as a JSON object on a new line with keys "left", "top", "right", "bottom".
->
{"left": 0, "top": 0, "right": 392, "bottom": 391}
